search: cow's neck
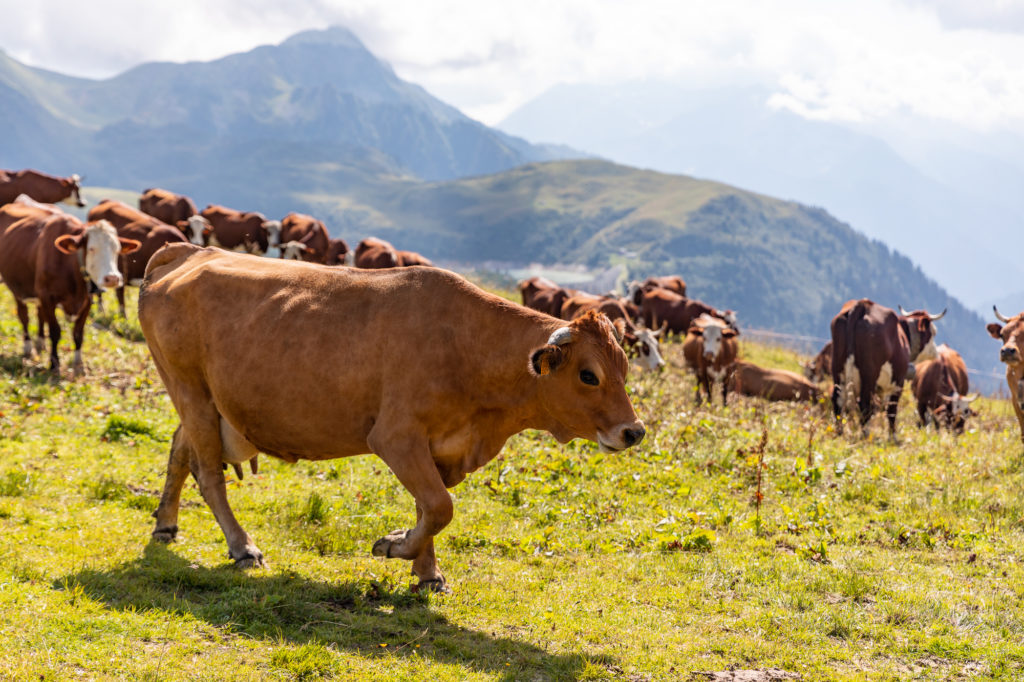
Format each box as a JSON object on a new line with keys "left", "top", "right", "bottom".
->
{"left": 899, "top": 318, "right": 922, "bottom": 360}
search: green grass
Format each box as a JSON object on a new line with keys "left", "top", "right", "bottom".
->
{"left": 1, "top": 285, "right": 1023, "bottom": 680}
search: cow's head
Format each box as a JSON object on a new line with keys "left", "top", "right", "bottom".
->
{"left": 899, "top": 305, "right": 945, "bottom": 362}
{"left": 326, "top": 238, "right": 350, "bottom": 266}
{"left": 688, "top": 315, "right": 737, "bottom": 360}
{"left": 60, "top": 174, "right": 85, "bottom": 208}
{"left": 716, "top": 309, "right": 739, "bottom": 332}
{"left": 263, "top": 220, "right": 282, "bottom": 248}
{"left": 180, "top": 215, "right": 211, "bottom": 246}
{"left": 988, "top": 306, "right": 1024, "bottom": 368}
{"left": 529, "top": 310, "right": 645, "bottom": 452}
{"left": 937, "top": 392, "right": 978, "bottom": 434}
{"left": 632, "top": 326, "right": 665, "bottom": 372}
{"left": 279, "top": 240, "right": 309, "bottom": 260}
{"left": 54, "top": 219, "right": 140, "bottom": 291}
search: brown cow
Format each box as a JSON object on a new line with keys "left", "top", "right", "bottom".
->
{"left": 88, "top": 198, "right": 156, "bottom": 231}
{"left": 278, "top": 213, "right": 330, "bottom": 263}
{"left": 324, "top": 238, "right": 352, "bottom": 266}
{"left": 397, "top": 250, "right": 434, "bottom": 267}
{"left": 830, "top": 299, "right": 944, "bottom": 437}
{"left": 911, "top": 344, "right": 976, "bottom": 433}
{"left": 199, "top": 205, "right": 282, "bottom": 255}
{"left": 629, "top": 275, "right": 687, "bottom": 302}
{"left": 139, "top": 188, "right": 197, "bottom": 226}
{"left": 0, "top": 211, "right": 138, "bottom": 373}
{"left": 139, "top": 245, "right": 645, "bottom": 592}
{"left": 732, "top": 362, "right": 820, "bottom": 402}
{"left": 518, "top": 276, "right": 574, "bottom": 318}
{"left": 639, "top": 288, "right": 737, "bottom": 335}
{"left": 988, "top": 306, "right": 1024, "bottom": 443}
{"left": 0, "top": 169, "right": 84, "bottom": 207}
{"left": 683, "top": 314, "right": 739, "bottom": 405}
{"left": 354, "top": 237, "right": 399, "bottom": 269}
{"left": 804, "top": 341, "right": 833, "bottom": 382}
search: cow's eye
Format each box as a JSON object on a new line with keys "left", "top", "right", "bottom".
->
{"left": 580, "top": 369, "right": 599, "bottom": 386}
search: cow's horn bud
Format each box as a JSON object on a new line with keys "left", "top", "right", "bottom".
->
{"left": 547, "top": 327, "right": 574, "bottom": 346}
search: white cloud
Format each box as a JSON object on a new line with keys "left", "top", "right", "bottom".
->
{"left": 2, "top": 0, "right": 1024, "bottom": 131}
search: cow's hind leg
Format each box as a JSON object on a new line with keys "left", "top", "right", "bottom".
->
{"left": 152, "top": 425, "right": 191, "bottom": 543}
{"left": 178, "top": 400, "right": 264, "bottom": 567}
{"left": 884, "top": 390, "right": 901, "bottom": 441}
{"left": 15, "top": 300, "right": 32, "bottom": 358}
{"left": 368, "top": 429, "right": 453, "bottom": 592}
{"left": 40, "top": 299, "right": 62, "bottom": 372}
{"left": 69, "top": 296, "right": 91, "bottom": 376}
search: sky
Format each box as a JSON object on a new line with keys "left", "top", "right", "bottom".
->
{"left": 3, "top": 0, "right": 1024, "bottom": 131}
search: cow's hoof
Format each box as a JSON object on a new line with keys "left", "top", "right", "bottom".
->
{"left": 231, "top": 548, "right": 265, "bottom": 569}
{"left": 412, "top": 577, "right": 450, "bottom": 595}
{"left": 151, "top": 525, "right": 179, "bottom": 543}
{"left": 372, "top": 529, "right": 409, "bottom": 559}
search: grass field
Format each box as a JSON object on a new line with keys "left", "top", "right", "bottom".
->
{"left": 1, "top": 283, "right": 1023, "bottom": 681}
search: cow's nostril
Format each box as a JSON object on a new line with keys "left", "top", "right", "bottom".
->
{"left": 623, "top": 426, "right": 646, "bottom": 447}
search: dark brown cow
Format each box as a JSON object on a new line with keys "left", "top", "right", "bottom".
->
{"left": 638, "top": 288, "right": 737, "bottom": 335}
{"left": 88, "top": 199, "right": 156, "bottom": 231}
{"left": 199, "top": 205, "right": 282, "bottom": 255}
{"left": 324, "top": 238, "right": 352, "bottom": 266}
{"left": 0, "top": 169, "right": 84, "bottom": 207}
{"left": 397, "top": 250, "right": 434, "bottom": 267}
{"left": 683, "top": 314, "right": 739, "bottom": 405}
{"left": 987, "top": 306, "right": 1024, "bottom": 443}
{"left": 354, "top": 237, "right": 399, "bottom": 269}
{"left": 629, "top": 275, "right": 687, "bottom": 303}
{"left": 139, "top": 188, "right": 197, "bottom": 226}
{"left": 911, "top": 344, "right": 976, "bottom": 433}
{"left": 139, "top": 245, "right": 645, "bottom": 592}
{"left": 0, "top": 209, "right": 138, "bottom": 373}
{"left": 518, "top": 276, "right": 575, "bottom": 318}
{"left": 732, "top": 362, "right": 820, "bottom": 402}
{"left": 804, "top": 341, "right": 833, "bottom": 382}
{"left": 830, "top": 299, "right": 945, "bottom": 436}
{"left": 278, "top": 213, "right": 330, "bottom": 263}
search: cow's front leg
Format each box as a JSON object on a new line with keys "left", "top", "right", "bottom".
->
{"left": 884, "top": 391, "right": 901, "bottom": 441}
{"left": 70, "top": 296, "right": 91, "bottom": 377}
{"left": 369, "top": 430, "right": 453, "bottom": 592}
{"left": 15, "top": 300, "right": 32, "bottom": 358}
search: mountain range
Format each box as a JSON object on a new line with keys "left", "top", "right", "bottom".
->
{"left": 0, "top": 27, "right": 1004, "bottom": 387}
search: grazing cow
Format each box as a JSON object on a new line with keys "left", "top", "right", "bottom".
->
{"left": 830, "top": 299, "right": 944, "bottom": 436}
{"left": 683, "top": 314, "right": 739, "bottom": 405}
{"left": 354, "top": 237, "right": 399, "bottom": 269}
{"left": 324, "top": 238, "right": 352, "bottom": 266}
{"left": 179, "top": 215, "right": 212, "bottom": 246}
{"left": 139, "top": 245, "right": 645, "bottom": 592}
{"left": 804, "top": 341, "right": 833, "bottom": 382}
{"left": 200, "top": 205, "right": 282, "bottom": 255}
{"left": 987, "top": 306, "right": 1024, "bottom": 443}
{"left": 0, "top": 212, "right": 138, "bottom": 373}
{"left": 0, "top": 169, "right": 85, "bottom": 207}
{"left": 638, "top": 288, "right": 737, "bottom": 335}
{"left": 278, "top": 213, "right": 330, "bottom": 263}
{"left": 911, "top": 344, "right": 976, "bottom": 433}
{"left": 138, "top": 188, "right": 197, "bottom": 226}
{"left": 518, "top": 277, "right": 575, "bottom": 318}
{"left": 0, "top": 194, "right": 67, "bottom": 235}
{"left": 88, "top": 198, "right": 154, "bottom": 231}
{"left": 629, "top": 275, "right": 687, "bottom": 303}
{"left": 563, "top": 294, "right": 666, "bottom": 372}
{"left": 397, "top": 250, "right": 434, "bottom": 267}
{"left": 732, "top": 362, "right": 820, "bottom": 402}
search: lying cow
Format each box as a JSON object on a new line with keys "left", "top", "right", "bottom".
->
{"left": 0, "top": 169, "right": 85, "bottom": 207}
{"left": 0, "top": 207, "right": 138, "bottom": 373}
{"left": 911, "top": 344, "right": 976, "bottom": 433}
{"left": 139, "top": 245, "right": 645, "bottom": 593}
{"left": 988, "top": 307, "right": 1024, "bottom": 443}
{"left": 139, "top": 188, "right": 197, "bottom": 226}
{"left": 732, "top": 362, "right": 820, "bottom": 402}
{"left": 683, "top": 314, "right": 739, "bottom": 405}
{"left": 830, "top": 299, "right": 944, "bottom": 437}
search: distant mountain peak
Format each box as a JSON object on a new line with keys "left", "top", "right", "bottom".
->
{"left": 280, "top": 26, "right": 367, "bottom": 50}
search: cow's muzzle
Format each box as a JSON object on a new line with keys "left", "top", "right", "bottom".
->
{"left": 1001, "top": 346, "right": 1019, "bottom": 363}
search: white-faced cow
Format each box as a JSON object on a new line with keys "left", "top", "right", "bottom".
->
{"left": 683, "top": 314, "right": 739, "bottom": 405}
{"left": 911, "top": 344, "right": 976, "bottom": 433}
{"left": 0, "top": 207, "right": 139, "bottom": 373}
{"left": 278, "top": 213, "right": 330, "bottom": 263}
{"left": 988, "top": 306, "right": 1024, "bottom": 443}
{"left": 138, "top": 245, "right": 646, "bottom": 593}
{"left": 830, "top": 299, "right": 944, "bottom": 437}
{"left": 0, "top": 169, "right": 85, "bottom": 207}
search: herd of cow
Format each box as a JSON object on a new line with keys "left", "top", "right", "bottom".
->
{"left": 4, "top": 166, "right": 1024, "bottom": 591}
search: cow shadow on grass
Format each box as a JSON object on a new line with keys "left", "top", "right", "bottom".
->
{"left": 57, "top": 542, "right": 613, "bottom": 680}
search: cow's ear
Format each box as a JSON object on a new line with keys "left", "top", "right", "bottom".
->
{"left": 987, "top": 323, "right": 1004, "bottom": 339}
{"left": 723, "top": 328, "right": 738, "bottom": 338}
{"left": 611, "top": 318, "right": 626, "bottom": 343}
{"left": 687, "top": 326, "right": 703, "bottom": 337}
{"left": 119, "top": 238, "right": 141, "bottom": 255}
{"left": 529, "top": 345, "right": 565, "bottom": 376}
{"left": 54, "top": 234, "right": 81, "bottom": 253}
